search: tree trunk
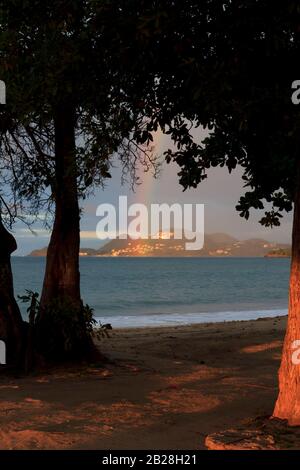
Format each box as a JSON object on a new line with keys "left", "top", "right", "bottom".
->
{"left": 273, "top": 164, "right": 300, "bottom": 424}
{"left": 0, "top": 218, "right": 24, "bottom": 367}
{"left": 37, "top": 104, "right": 91, "bottom": 360}
{"left": 40, "top": 104, "right": 81, "bottom": 310}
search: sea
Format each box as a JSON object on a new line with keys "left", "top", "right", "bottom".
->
{"left": 12, "top": 257, "right": 290, "bottom": 328}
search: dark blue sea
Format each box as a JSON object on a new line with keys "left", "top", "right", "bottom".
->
{"left": 12, "top": 257, "right": 290, "bottom": 327}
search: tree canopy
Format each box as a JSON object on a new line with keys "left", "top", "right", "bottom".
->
{"left": 0, "top": 0, "right": 157, "bottom": 218}
{"left": 104, "top": 1, "right": 300, "bottom": 226}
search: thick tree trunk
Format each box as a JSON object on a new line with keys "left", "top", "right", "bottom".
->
{"left": 273, "top": 165, "right": 300, "bottom": 424}
{"left": 0, "top": 218, "right": 24, "bottom": 366}
{"left": 37, "top": 104, "right": 91, "bottom": 360}
{"left": 40, "top": 104, "right": 81, "bottom": 310}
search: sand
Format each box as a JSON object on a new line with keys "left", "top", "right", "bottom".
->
{"left": 0, "top": 316, "right": 287, "bottom": 450}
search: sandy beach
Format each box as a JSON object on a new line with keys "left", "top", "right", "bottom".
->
{"left": 0, "top": 316, "right": 287, "bottom": 449}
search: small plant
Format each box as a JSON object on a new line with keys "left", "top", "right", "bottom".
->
{"left": 18, "top": 290, "right": 40, "bottom": 324}
{"left": 95, "top": 321, "right": 113, "bottom": 340}
{"left": 82, "top": 303, "right": 97, "bottom": 333}
{"left": 81, "top": 305, "right": 112, "bottom": 340}
{"left": 18, "top": 290, "right": 40, "bottom": 371}
{"left": 17, "top": 292, "right": 113, "bottom": 359}
{"left": 36, "top": 298, "right": 94, "bottom": 358}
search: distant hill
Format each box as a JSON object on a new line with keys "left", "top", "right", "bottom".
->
{"left": 28, "top": 247, "right": 48, "bottom": 257}
{"left": 28, "top": 247, "right": 97, "bottom": 257}
{"left": 265, "top": 248, "right": 291, "bottom": 258}
{"left": 27, "top": 232, "right": 290, "bottom": 257}
{"left": 96, "top": 233, "right": 290, "bottom": 257}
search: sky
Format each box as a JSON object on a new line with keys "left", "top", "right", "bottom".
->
{"left": 13, "top": 128, "right": 293, "bottom": 255}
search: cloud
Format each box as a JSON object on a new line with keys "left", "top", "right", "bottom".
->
{"left": 79, "top": 230, "right": 98, "bottom": 239}
{"left": 17, "top": 228, "right": 50, "bottom": 238}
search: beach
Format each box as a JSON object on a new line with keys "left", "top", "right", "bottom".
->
{"left": 0, "top": 316, "right": 287, "bottom": 449}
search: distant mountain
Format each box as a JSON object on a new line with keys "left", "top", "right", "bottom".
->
{"left": 96, "top": 233, "right": 290, "bottom": 257}
{"left": 78, "top": 248, "right": 98, "bottom": 256}
{"left": 28, "top": 247, "right": 98, "bottom": 257}
{"left": 27, "top": 233, "right": 290, "bottom": 258}
{"left": 265, "top": 248, "right": 291, "bottom": 258}
{"left": 28, "top": 247, "right": 48, "bottom": 257}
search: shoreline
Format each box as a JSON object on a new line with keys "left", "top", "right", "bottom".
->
{"left": 95, "top": 309, "right": 288, "bottom": 329}
{"left": 107, "top": 313, "right": 287, "bottom": 332}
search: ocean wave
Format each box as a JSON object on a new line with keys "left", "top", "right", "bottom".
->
{"left": 94, "top": 308, "right": 287, "bottom": 328}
